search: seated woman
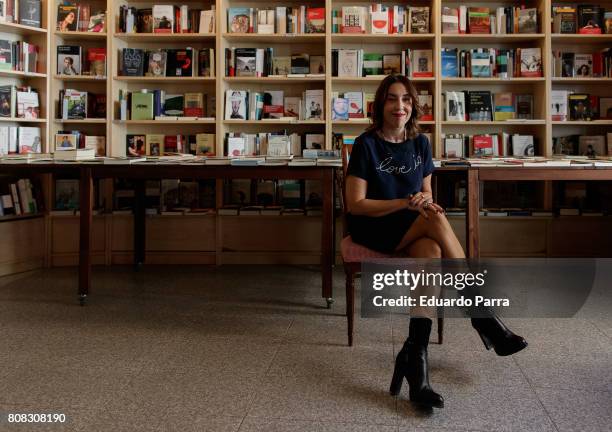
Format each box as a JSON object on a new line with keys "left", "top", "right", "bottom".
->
{"left": 345, "top": 74, "right": 527, "bottom": 409}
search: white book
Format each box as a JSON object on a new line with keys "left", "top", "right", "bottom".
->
{"left": 550, "top": 90, "right": 568, "bottom": 121}
{"left": 445, "top": 91, "right": 466, "bottom": 121}
{"left": 512, "top": 135, "right": 535, "bottom": 157}
{"left": 225, "top": 90, "right": 248, "bottom": 120}
{"left": 303, "top": 89, "right": 324, "bottom": 120}
{"left": 227, "top": 136, "right": 246, "bottom": 157}
{"left": 199, "top": 10, "right": 215, "bottom": 33}
{"left": 338, "top": 49, "right": 360, "bottom": 77}
{"left": 276, "top": 7, "right": 287, "bottom": 34}
{"left": 180, "top": 5, "right": 189, "bottom": 32}
{"left": 371, "top": 10, "right": 389, "bottom": 34}
{"left": 344, "top": 91, "right": 364, "bottom": 118}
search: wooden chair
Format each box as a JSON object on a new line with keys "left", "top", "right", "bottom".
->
{"left": 338, "top": 144, "right": 444, "bottom": 346}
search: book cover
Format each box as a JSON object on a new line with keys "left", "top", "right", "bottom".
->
{"left": 16, "top": 91, "right": 39, "bottom": 119}
{"left": 19, "top": 0, "right": 41, "bottom": 28}
{"left": 153, "top": 5, "right": 174, "bottom": 33}
{"left": 578, "top": 135, "right": 606, "bottom": 156}
{"left": 18, "top": 127, "right": 41, "bottom": 153}
{"left": 561, "top": 52, "right": 574, "bottom": 77}
{"left": 146, "top": 134, "right": 164, "bottom": 156}
{"left": 468, "top": 7, "right": 490, "bottom": 34}
{"left": 195, "top": 133, "right": 215, "bottom": 156}
{"left": 235, "top": 48, "right": 256, "bottom": 76}
{"left": 87, "top": 48, "right": 106, "bottom": 76}
{"left": 551, "top": 90, "right": 568, "bottom": 121}
{"left": 515, "top": 94, "right": 533, "bottom": 119}
{"left": 600, "top": 97, "right": 612, "bottom": 119}
{"left": 470, "top": 49, "right": 491, "bottom": 77}
{"left": 520, "top": 48, "right": 542, "bottom": 77}
{"left": 62, "top": 89, "right": 87, "bottom": 119}
{"left": 473, "top": 135, "right": 494, "bottom": 156}
{"left": 131, "top": 92, "right": 154, "bottom": 120}
{"left": 256, "top": 9, "right": 274, "bottom": 34}
{"left": 198, "top": 48, "right": 214, "bottom": 77}
{"left": 272, "top": 56, "right": 291, "bottom": 75}
{"left": 0, "top": 40, "right": 12, "bottom": 71}
{"left": 88, "top": 12, "right": 105, "bottom": 32}
{"left": 126, "top": 134, "right": 146, "bottom": 157}
{"left": 553, "top": 135, "right": 579, "bottom": 155}
{"left": 228, "top": 7, "right": 250, "bottom": 33}
{"left": 306, "top": 7, "right": 325, "bottom": 33}
{"left": 574, "top": 54, "right": 593, "bottom": 77}
{"left": 568, "top": 94, "right": 591, "bottom": 120}
{"left": 0, "top": 85, "right": 13, "bottom": 117}
{"left": 57, "top": 5, "right": 78, "bottom": 31}
{"left": 410, "top": 6, "right": 430, "bottom": 33}
{"left": 305, "top": 134, "right": 325, "bottom": 149}
{"left": 417, "top": 93, "right": 433, "bottom": 121}
{"left": 341, "top": 6, "right": 366, "bottom": 33}
{"left": 411, "top": 50, "right": 433, "bottom": 77}
{"left": 227, "top": 136, "right": 246, "bottom": 157}
{"left": 344, "top": 92, "right": 364, "bottom": 119}
{"left": 283, "top": 96, "right": 301, "bottom": 118}
{"left": 163, "top": 135, "right": 180, "bottom": 154}
{"left": 338, "top": 49, "right": 359, "bottom": 77}
{"left": 146, "top": 50, "right": 166, "bottom": 77}
{"left": 166, "top": 48, "right": 193, "bottom": 77}
{"left": 184, "top": 92, "right": 203, "bottom": 117}
{"left": 55, "top": 133, "right": 78, "bottom": 151}
{"left": 468, "top": 91, "right": 493, "bottom": 121}
{"left": 122, "top": 48, "right": 145, "bottom": 76}
{"left": 263, "top": 90, "right": 284, "bottom": 119}
{"left": 371, "top": 9, "right": 388, "bottom": 34}
{"left": 362, "top": 53, "right": 383, "bottom": 76}
{"left": 382, "top": 54, "right": 401, "bottom": 75}
{"left": 57, "top": 45, "right": 81, "bottom": 75}
{"left": 291, "top": 53, "right": 310, "bottom": 74}
{"left": 512, "top": 135, "right": 535, "bottom": 156}
{"left": 309, "top": 55, "right": 325, "bottom": 74}
{"left": 518, "top": 8, "right": 538, "bottom": 34}
{"left": 494, "top": 92, "right": 515, "bottom": 121}
{"left": 163, "top": 94, "right": 184, "bottom": 116}
{"left": 332, "top": 97, "right": 349, "bottom": 120}
{"left": 445, "top": 91, "right": 466, "bottom": 121}
{"left": 441, "top": 49, "right": 458, "bottom": 77}
{"left": 304, "top": 89, "right": 324, "bottom": 120}
{"left": 225, "top": 90, "right": 247, "bottom": 120}
{"left": 442, "top": 7, "right": 459, "bottom": 33}
{"left": 578, "top": 5, "right": 603, "bottom": 34}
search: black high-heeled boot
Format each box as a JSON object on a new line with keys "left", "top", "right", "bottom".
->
{"left": 471, "top": 316, "right": 528, "bottom": 356}
{"left": 390, "top": 318, "right": 444, "bottom": 408}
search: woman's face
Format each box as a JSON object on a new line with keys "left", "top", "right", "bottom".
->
{"left": 66, "top": 12, "right": 75, "bottom": 23}
{"left": 383, "top": 82, "right": 413, "bottom": 129}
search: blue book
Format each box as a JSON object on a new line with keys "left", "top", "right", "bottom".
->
{"left": 441, "top": 49, "right": 458, "bottom": 78}
{"left": 227, "top": 7, "right": 251, "bottom": 33}
{"left": 471, "top": 50, "right": 491, "bottom": 77}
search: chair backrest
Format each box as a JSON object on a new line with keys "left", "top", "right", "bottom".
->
{"left": 337, "top": 144, "right": 353, "bottom": 237}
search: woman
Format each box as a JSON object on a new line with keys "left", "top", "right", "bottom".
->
{"left": 345, "top": 74, "right": 527, "bottom": 409}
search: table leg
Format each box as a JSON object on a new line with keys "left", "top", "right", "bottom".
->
{"left": 78, "top": 167, "right": 93, "bottom": 305}
{"left": 466, "top": 168, "right": 480, "bottom": 259}
{"left": 321, "top": 169, "right": 334, "bottom": 307}
{"left": 133, "top": 179, "right": 146, "bottom": 269}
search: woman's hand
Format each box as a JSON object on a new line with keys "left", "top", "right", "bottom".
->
{"left": 408, "top": 191, "right": 432, "bottom": 208}
{"left": 405, "top": 193, "right": 444, "bottom": 219}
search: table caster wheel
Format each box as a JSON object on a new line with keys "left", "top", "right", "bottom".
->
{"left": 326, "top": 298, "right": 334, "bottom": 309}
{"left": 79, "top": 294, "right": 87, "bottom": 306}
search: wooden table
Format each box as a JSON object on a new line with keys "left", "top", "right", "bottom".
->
{"left": 468, "top": 167, "right": 612, "bottom": 258}
{"left": 1, "top": 163, "right": 336, "bottom": 306}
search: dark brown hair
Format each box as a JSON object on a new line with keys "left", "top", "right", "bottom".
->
{"left": 366, "top": 74, "right": 422, "bottom": 139}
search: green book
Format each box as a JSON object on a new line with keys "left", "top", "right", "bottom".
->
{"left": 131, "top": 92, "right": 154, "bottom": 120}
{"left": 363, "top": 53, "right": 383, "bottom": 76}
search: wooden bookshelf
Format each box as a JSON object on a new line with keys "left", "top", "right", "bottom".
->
{"left": 54, "top": 31, "right": 108, "bottom": 40}
{"left": 0, "top": 21, "right": 48, "bottom": 36}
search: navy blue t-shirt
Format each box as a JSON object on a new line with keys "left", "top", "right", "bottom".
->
{"left": 347, "top": 131, "right": 435, "bottom": 200}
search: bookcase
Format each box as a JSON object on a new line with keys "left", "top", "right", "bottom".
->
{"left": 1, "top": 0, "right": 611, "bottom": 274}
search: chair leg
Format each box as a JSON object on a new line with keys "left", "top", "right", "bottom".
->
{"left": 345, "top": 270, "right": 355, "bottom": 346}
{"left": 437, "top": 317, "right": 444, "bottom": 345}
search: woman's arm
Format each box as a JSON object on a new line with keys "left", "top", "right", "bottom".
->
{"left": 346, "top": 175, "right": 427, "bottom": 218}
{"left": 407, "top": 174, "right": 444, "bottom": 213}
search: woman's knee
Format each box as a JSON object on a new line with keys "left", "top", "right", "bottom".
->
{"left": 419, "top": 212, "right": 451, "bottom": 237}
{"left": 408, "top": 237, "right": 442, "bottom": 258}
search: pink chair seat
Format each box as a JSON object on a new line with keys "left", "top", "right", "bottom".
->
{"left": 340, "top": 236, "right": 392, "bottom": 262}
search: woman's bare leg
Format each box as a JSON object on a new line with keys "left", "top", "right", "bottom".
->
{"left": 404, "top": 237, "right": 442, "bottom": 320}
{"left": 395, "top": 212, "right": 465, "bottom": 258}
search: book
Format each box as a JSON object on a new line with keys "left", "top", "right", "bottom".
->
{"left": 235, "top": 48, "right": 256, "bottom": 77}
{"left": 18, "top": 127, "right": 41, "bottom": 153}
{"left": 62, "top": 89, "right": 87, "bottom": 119}
{"left": 163, "top": 94, "right": 184, "bottom": 116}
{"left": 332, "top": 98, "right": 349, "bottom": 120}
{"left": 600, "top": 98, "right": 612, "bottom": 119}
{"left": 291, "top": 53, "right": 310, "bottom": 74}
{"left": 442, "top": 7, "right": 459, "bottom": 33}
{"left": 338, "top": 49, "right": 359, "bottom": 77}
{"left": 494, "top": 93, "right": 514, "bottom": 121}
{"left": 195, "top": 133, "right": 215, "bottom": 156}
{"left": 568, "top": 94, "right": 591, "bottom": 120}
{"left": 468, "top": 7, "right": 490, "bottom": 34}
{"left": 344, "top": 92, "right": 364, "bottom": 119}
{"left": 146, "top": 50, "right": 166, "bottom": 77}
{"left": 304, "top": 89, "right": 324, "bottom": 120}
{"left": 284, "top": 97, "right": 301, "bottom": 118}
{"left": 371, "top": 8, "right": 388, "bottom": 34}
{"left": 309, "top": 55, "right": 325, "bottom": 74}
{"left": 272, "top": 57, "right": 290, "bottom": 75}
{"left": 16, "top": 90, "right": 39, "bottom": 119}
{"left": 225, "top": 90, "right": 247, "bottom": 120}
{"left": 87, "top": 48, "right": 106, "bottom": 76}
{"left": 57, "top": 46, "right": 81, "bottom": 75}
{"left": 341, "top": 6, "right": 366, "bottom": 33}
{"left": 153, "top": 5, "right": 174, "bottom": 33}
{"left": 146, "top": 134, "right": 164, "bottom": 156}
{"left": 126, "top": 134, "right": 146, "bottom": 157}
{"left": 520, "top": 48, "right": 542, "bottom": 77}
{"left": 228, "top": 7, "right": 250, "bottom": 33}
{"left": 88, "top": 12, "right": 105, "bottom": 32}
{"left": 257, "top": 9, "right": 274, "bottom": 34}
{"left": 0, "top": 85, "right": 14, "bottom": 117}
{"left": 518, "top": 8, "right": 538, "bottom": 34}
{"left": 53, "top": 148, "right": 96, "bottom": 161}
{"left": 306, "top": 7, "right": 325, "bottom": 33}
{"left": 184, "top": 93, "right": 203, "bottom": 117}
{"left": 468, "top": 91, "right": 493, "bottom": 121}
{"left": 417, "top": 92, "right": 433, "bottom": 121}
{"left": 441, "top": 48, "right": 458, "bottom": 77}
{"left": 122, "top": 48, "right": 145, "bottom": 76}
{"left": 410, "top": 6, "right": 430, "bottom": 33}
{"left": 57, "top": 5, "right": 78, "bottom": 31}
{"left": 470, "top": 49, "right": 491, "bottom": 77}
{"left": 19, "top": 0, "right": 41, "bottom": 28}
{"left": 199, "top": 10, "right": 215, "bottom": 34}
{"left": 263, "top": 90, "right": 284, "bottom": 119}
{"left": 411, "top": 50, "right": 433, "bottom": 77}
{"left": 305, "top": 134, "right": 325, "bottom": 150}
{"left": 131, "top": 92, "right": 154, "bottom": 120}
{"left": 55, "top": 133, "right": 78, "bottom": 151}
{"left": 574, "top": 54, "right": 593, "bottom": 77}
{"left": 445, "top": 91, "right": 466, "bottom": 121}
{"left": 362, "top": 53, "right": 383, "bottom": 76}
{"left": 578, "top": 5, "right": 603, "bottom": 34}
{"left": 515, "top": 94, "right": 533, "bottom": 120}
{"left": 382, "top": 54, "right": 400, "bottom": 75}
{"left": 579, "top": 135, "right": 606, "bottom": 157}
{"left": 553, "top": 6, "right": 577, "bottom": 33}
{"left": 512, "top": 135, "right": 535, "bottom": 156}
{"left": 472, "top": 135, "right": 494, "bottom": 156}
{"left": 166, "top": 48, "right": 193, "bottom": 77}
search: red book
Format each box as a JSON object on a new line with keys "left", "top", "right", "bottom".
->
{"left": 306, "top": 7, "right": 325, "bottom": 33}
{"left": 164, "top": 135, "right": 179, "bottom": 154}
{"left": 472, "top": 135, "right": 494, "bottom": 156}
{"left": 468, "top": 7, "right": 491, "bottom": 34}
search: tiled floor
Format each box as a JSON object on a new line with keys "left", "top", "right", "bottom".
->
{"left": 0, "top": 265, "right": 610, "bottom": 432}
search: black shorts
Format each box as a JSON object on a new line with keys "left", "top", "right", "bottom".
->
{"left": 346, "top": 209, "right": 420, "bottom": 253}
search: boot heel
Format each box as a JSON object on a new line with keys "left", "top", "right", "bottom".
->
{"left": 478, "top": 331, "right": 493, "bottom": 350}
{"left": 389, "top": 361, "right": 405, "bottom": 396}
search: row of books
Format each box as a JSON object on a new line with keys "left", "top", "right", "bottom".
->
{"left": 57, "top": 46, "right": 106, "bottom": 77}
{"left": 551, "top": 91, "right": 612, "bottom": 121}
{"left": 0, "top": 86, "right": 39, "bottom": 119}
{"left": 54, "top": 131, "right": 105, "bottom": 156}
{"left": 442, "top": 6, "right": 538, "bottom": 34}
{"left": 436, "top": 157, "right": 612, "bottom": 168}
{"left": 331, "top": 90, "right": 433, "bottom": 121}
{"left": 226, "top": 49, "right": 324, "bottom": 77}
{"left": 224, "top": 89, "right": 324, "bottom": 121}
{"left": 554, "top": 134, "right": 611, "bottom": 157}
{"left": 0, "top": 0, "right": 41, "bottom": 28}
{"left": 56, "top": 3, "right": 105, "bottom": 32}
{"left": 119, "top": 5, "right": 214, "bottom": 34}
{"left": 443, "top": 133, "right": 536, "bottom": 158}
{"left": 57, "top": 89, "right": 105, "bottom": 120}
{"left": 332, "top": 48, "right": 432, "bottom": 77}
{"left": 127, "top": 133, "right": 214, "bottom": 157}
{"left": 331, "top": 5, "right": 429, "bottom": 34}
{"left": 0, "top": 126, "right": 41, "bottom": 155}
{"left": 121, "top": 47, "right": 215, "bottom": 77}
{"left": 0, "top": 178, "right": 39, "bottom": 217}
{"left": 118, "top": 90, "right": 214, "bottom": 121}
{"left": 444, "top": 91, "right": 534, "bottom": 122}
{"left": 0, "top": 40, "right": 38, "bottom": 73}
{"left": 441, "top": 47, "right": 542, "bottom": 78}
{"left": 227, "top": 6, "right": 324, "bottom": 34}
{"left": 551, "top": 4, "right": 612, "bottom": 34}
{"left": 446, "top": 208, "right": 610, "bottom": 217}
{"left": 551, "top": 49, "right": 612, "bottom": 78}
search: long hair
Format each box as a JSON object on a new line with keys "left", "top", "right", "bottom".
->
{"left": 366, "top": 74, "right": 422, "bottom": 139}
